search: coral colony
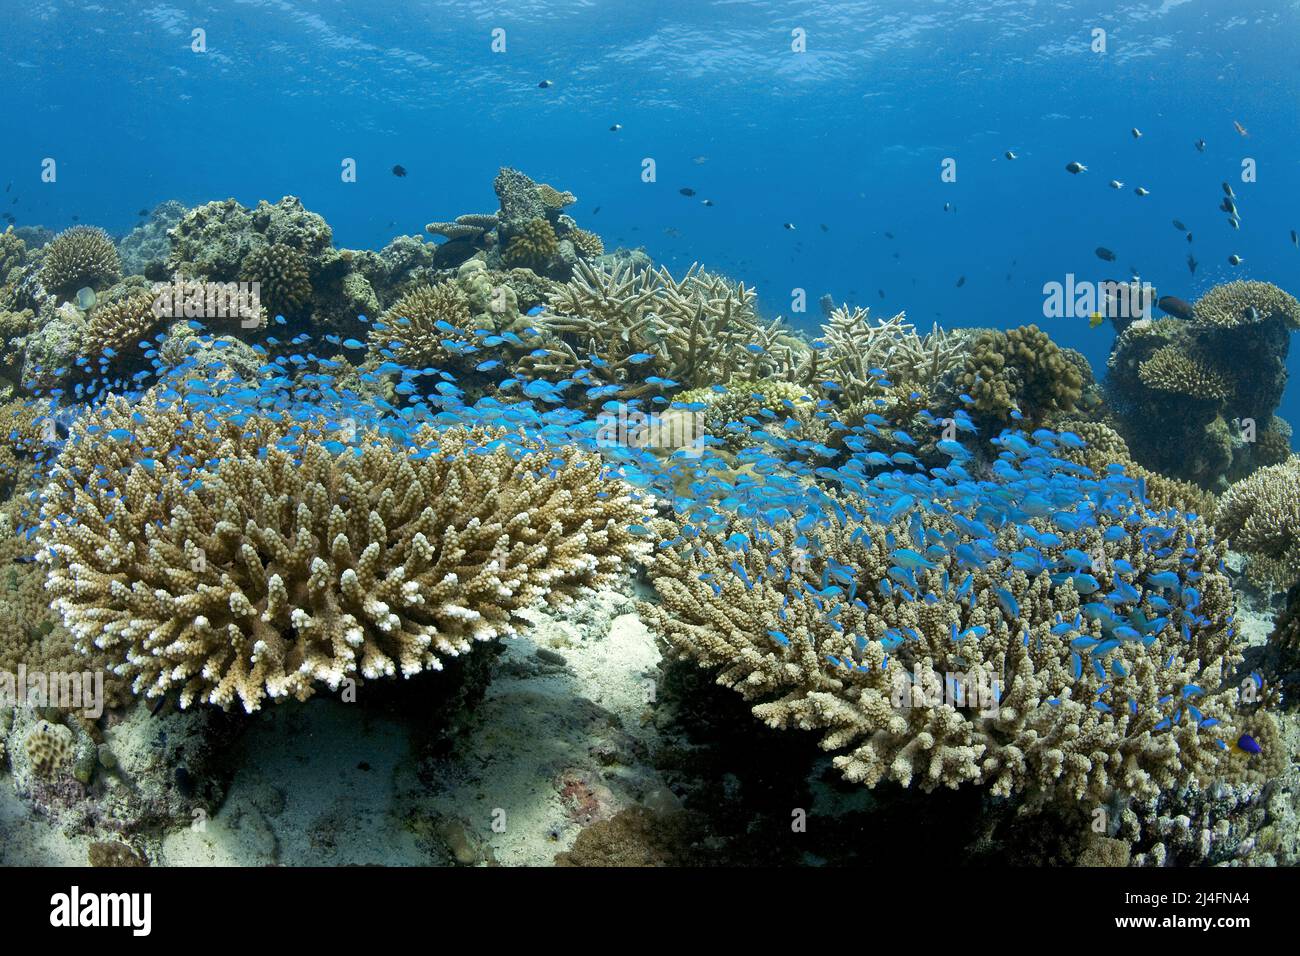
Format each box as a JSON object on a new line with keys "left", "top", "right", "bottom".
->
{"left": 0, "top": 166, "right": 1297, "bottom": 865}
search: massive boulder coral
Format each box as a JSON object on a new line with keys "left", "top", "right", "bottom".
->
{"left": 1214, "top": 456, "right": 1300, "bottom": 591}
{"left": 36, "top": 395, "right": 653, "bottom": 712}
{"left": 39, "top": 226, "right": 122, "bottom": 297}
{"left": 1107, "top": 280, "right": 1300, "bottom": 489}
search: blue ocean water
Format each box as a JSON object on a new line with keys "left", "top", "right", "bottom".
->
{"left": 2, "top": 0, "right": 1298, "bottom": 429}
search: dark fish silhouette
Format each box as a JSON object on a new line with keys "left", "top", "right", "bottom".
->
{"left": 955, "top": 276, "right": 966, "bottom": 287}
{"left": 391, "top": 165, "right": 407, "bottom": 177}
{"left": 1065, "top": 161, "right": 1087, "bottom": 174}
{"left": 591, "top": 206, "right": 601, "bottom": 215}
{"left": 884, "top": 231, "right": 895, "bottom": 239}
{"left": 679, "top": 187, "right": 695, "bottom": 197}
{"left": 1187, "top": 254, "right": 1198, "bottom": 274}
{"left": 537, "top": 80, "right": 552, "bottom": 88}
{"left": 138, "top": 208, "right": 149, "bottom": 217}
{"left": 1292, "top": 229, "right": 1298, "bottom": 247}
{"left": 1194, "top": 138, "right": 1206, "bottom": 152}
{"left": 819, "top": 223, "right": 829, "bottom": 232}
{"left": 1095, "top": 247, "right": 1116, "bottom": 262}
{"left": 1158, "top": 296, "right": 1194, "bottom": 320}
{"left": 1172, "top": 219, "right": 1187, "bottom": 231}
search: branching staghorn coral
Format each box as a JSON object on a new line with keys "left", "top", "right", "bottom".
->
{"left": 1214, "top": 456, "right": 1300, "bottom": 591}
{"left": 815, "top": 305, "right": 965, "bottom": 403}
{"left": 526, "top": 259, "right": 793, "bottom": 399}
{"left": 40, "top": 226, "right": 121, "bottom": 297}
{"left": 37, "top": 395, "right": 653, "bottom": 712}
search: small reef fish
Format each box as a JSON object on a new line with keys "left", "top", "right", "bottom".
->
{"left": 1156, "top": 296, "right": 1194, "bottom": 320}
{"left": 1194, "top": 138, "right": 1206, "bottom": 152}
{"left": 1065, "top": 161, "right": 1087, "bottom": 174}
{"left": 391, "top": 165, "right": 407, "bottom": 177}
{"left": 1004, "top": 150, "right": 1017, "bottom": 160}
{"left": 537, "top": 79, "right": 552, "bottom": 88}
{"left": 1108, "top": 180, "right": 1124, "bottom": 189}
{"left": 1233, "top": 120, "right": 1248, "bottom": 137}
{"left": 1095, "top": 247, "right": 1116, "bottom": 262}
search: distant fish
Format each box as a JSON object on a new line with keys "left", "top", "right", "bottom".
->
{"left": 1134, "top": 186, "right": 1150, "bottom": 196}
{"left": 1095, "top": 246, "right": 1117, "bottom": 262}
{"left": 1292, "top": 229, "right": 1298, "bottom": 247}
{"left": 138, "top": 208, "right": 149, "bottom": 217}
{"left": 537, "top": 79, "right": 552, "bottom": 88}
{"left": 1108, "top": 180, "right": 1124, "bottom": 189}
{"left": 609, "top": 123, "right": 622, "bottom": 132}
{"left": 1172, "top": 219, "right": 1187, "bottom": 231}
{"left": 884, "top": 231, "right": 895, "bottom": 239}
{"left": 1229, "top": 254, "right": 1244, "bottom": 266}
{"left": 819, "top": 223, "right": 828, "bottom": 232}
{"left": 943, "top": 202, "right": 954, "bottom": 212}
{"left": 1233, "top": 120, "right": 1249, "bottom": 137}
{"left": 592, "top": 206, "right": 601, "bottom": 215}
{"left": 1222, "top": 182, "right": 1235, "bottom": 198}
{"left": 955, "top": 275, "right": 966, "bottom": 287}
{"left": 1065, "top": 161, "right": 1087, "bottom": 174}
{"left": 679, "top": 187, "right": 696, "bottom": 197}
{"left": 878, "top": 289, "right": 885, "bottom": 299}
{"left": 1186, "top": 232, "right": 1194, "bottom": 243}
{"left": 391, "top": 164, "right": 407, "bottom": 177}
{"left": 1157, "top": 295, "right": 1194, "bottom": 320}
{"left": 1221, "top": 197, "right": 1237, "bottom": 215}
{"left": 1004, "top": 150, "right": 1018, "bottom": 160}
{"left": 691, "top": 155, "right": 708, "bottom": 165}
{"left": 1131, "top": 127, "right": 1142, "bottom": 138}
{"left": 1187, "top": 254, "right": 1197, "bottom": 274}
{"left": 1194, "top": 138, "right": 1206, "bottom": 152}
{"left": 701, "top": 199, "right": 714, "bottom": 207}
{"left": 783, "top": 222, "right": 796, "bottom": 230}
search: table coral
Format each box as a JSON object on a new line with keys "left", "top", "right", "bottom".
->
{"left": 37, "top": 396, "right": 653, "bottom": 712}
{"left": 640, "top": 426, "right": 1279, "bottom": 804}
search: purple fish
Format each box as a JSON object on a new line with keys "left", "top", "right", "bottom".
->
{"left": 1236, "top": 733, "right": 1262, "bottom": 755}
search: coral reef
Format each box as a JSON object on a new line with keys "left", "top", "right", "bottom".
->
{"left": 1108, "top": 281, "right": 1300, "bottom": 489}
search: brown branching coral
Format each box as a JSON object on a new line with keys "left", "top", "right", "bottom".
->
{"left": 82, "top": 290, "right": 163, "bottom": 365}
{"left": 240, "top": 242, "right": 312, "bottom": 319}
{"left": 37, "top": 400, "right": 653, "bottom": 712}
{"left": 39, "top": 226, "right": 121, "bottom": 296}
{"left": 1214, "top": 456, "right": 1300, "bottom": 591}
{"left": 503, "top": 219, "right": 559, "bottom": 272}
{"left": 1137, "top": 345, "right": 1231, "bottom": 401}
{"left": 568, "top": 227, "right": 605, "bottom": 260}
{"left": 369, "top": 280, "right": 477, "bottom": 369}
{"left": 956, "top": 324, "right": 1083, "bottom": 425}
{"left": 641, "top": 500, "right": 1276, "bottom": 803}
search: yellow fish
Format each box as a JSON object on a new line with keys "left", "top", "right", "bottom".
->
{"left": 1089, "top": 312, "right": 1104, "bottom": 329}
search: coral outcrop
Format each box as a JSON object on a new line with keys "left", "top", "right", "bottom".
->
{"left": 39, "top": 226, "right": 122, "bottom": 297}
